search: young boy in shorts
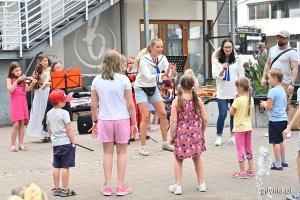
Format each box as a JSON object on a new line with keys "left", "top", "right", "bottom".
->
{"left": 284, "top": 86, "right": 300, "bottom": 200}
{"left": 260, "top": 68, "right": 288, "bottom": 170}
{"left": 47, "top": 89, "right": 76, "bottom": 197}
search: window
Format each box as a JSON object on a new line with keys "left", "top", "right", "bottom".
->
{"left": 256, "top": 4, "right": 269, "bottom": 19}
{"left": 271, "top": 3, "right": 278, "bottom": 19}
{"left": 249, "top": 6, "right": 255, "bottom": 20}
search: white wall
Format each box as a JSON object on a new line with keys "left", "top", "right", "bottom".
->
{"left": 43, "top": 38, "right": 64, "bottom": 64}
{"left": 125, "top": 0, "right": 219, "bottom": 56}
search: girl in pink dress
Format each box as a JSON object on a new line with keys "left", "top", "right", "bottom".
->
{"left": 6, "top": 62, "right": 37, "bottom": 152}
{"left": 169, "top": 74, "right": 207, "bottom": 195}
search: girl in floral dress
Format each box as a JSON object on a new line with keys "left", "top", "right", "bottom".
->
{"left": 169, "top": 74, "right": 207, "bottom": 195}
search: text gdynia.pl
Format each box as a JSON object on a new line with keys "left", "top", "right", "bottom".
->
{"left": 260, "top": 187, "right": 292, "bottom": 195}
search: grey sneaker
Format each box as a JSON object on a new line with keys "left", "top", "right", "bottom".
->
{"left": 52, "top": 188, "right": 61, "bottom": 196}
{"left": 162, "top": 143, "right": 174, "bottom": 151}
{"left": 286, "top": 192, "right": 300, "bottom": 200}
{"left": 169, "top": 184, "right": 182, "bottom": 195}
{"left": 139, "top": 146, "right": 150, "bottom": 156}
{"left": 60, "top": 188, "right": 76, "bottom": 197}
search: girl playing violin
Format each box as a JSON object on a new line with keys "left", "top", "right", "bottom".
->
{"left": 6, "top": 61, "right": 37, "bottom": 152}
{"left": 26, "top": 54, "right": 52, "bottom": 142}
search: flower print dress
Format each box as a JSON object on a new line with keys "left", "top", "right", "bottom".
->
{"left": 173, "top": 99, "right": 206, "bottom": 159}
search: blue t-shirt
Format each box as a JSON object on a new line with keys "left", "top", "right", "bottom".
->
{"left": 267, "top": 86, "right": 288, "bottom": 122}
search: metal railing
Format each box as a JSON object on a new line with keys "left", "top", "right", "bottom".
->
{"left": 0, "top": 0, "right": 107, "bottom": 57}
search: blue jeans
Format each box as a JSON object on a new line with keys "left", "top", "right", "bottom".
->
{"left": 216, "top": 98, "right": 233, "bottom": 135}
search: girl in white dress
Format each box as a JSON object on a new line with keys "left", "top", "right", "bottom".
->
{"left": 26, "top": 54, "right": 51, "bottom": 142}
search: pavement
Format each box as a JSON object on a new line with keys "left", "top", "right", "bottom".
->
{"left": 0, "top": 122, "right": 298, "bottom": 200}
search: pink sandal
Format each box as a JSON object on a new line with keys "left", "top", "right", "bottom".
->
{"left": 10, "top": 145, "right": 18, "bottom": 152}
{"left": 19, "top": 145, "right": 28, "bottom": 151}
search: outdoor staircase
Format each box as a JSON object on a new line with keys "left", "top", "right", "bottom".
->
{"left": 0, "top": 0, "right": 119, "bottom": 60}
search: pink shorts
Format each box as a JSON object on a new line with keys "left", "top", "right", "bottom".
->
{"left": 97, "top": 119, "right": 130, "bottom": 144}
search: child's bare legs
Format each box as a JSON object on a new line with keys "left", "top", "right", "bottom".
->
{"left": 11, "top": 121, "right": 19, "bottom": 146}
{"left": 247, "top": 159, "right": 254, "bottom": 171}
{"left": 53, "top": 168, "right": 61, "bottom": 188}
{"left": 280, "top": 142, "right": 286, "bottom": 163}
{"left": 62, "top": 168, "right": 70, "bottom": 190}
{"left": 150, "top": 111, "right": 159, "bottom": 131}
{"left": 18, "top": 120, "right": 25, "bottom": 146}
{"left": 238, "top": 161, "right": 245, "bottom": 172}
{"left": 103, "top": 142, "right": 114, "bottom": 187}
{"left": 116, "top": 143, "right": 127, "bottom": 187}
{"left": 174, "top": 158, "right": 183, "bottom": 185}
{"left": 273, "top": 143, "right": 281, "bottom": 165}
{"left": 192, "top": 156, "right": 204, "bottom": 183}
{"left": 297, "top": 151, "right": 300, "bottom": 182}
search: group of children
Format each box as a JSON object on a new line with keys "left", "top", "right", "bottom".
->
{"left": 6, "top": 52, "right": 298, "bottom": 198}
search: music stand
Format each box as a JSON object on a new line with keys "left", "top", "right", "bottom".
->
{"left": 51, "top": 68, "right": 82, "bottom": 89}
{"left": 166, "top": 56, "right": 187, "bottom": 73}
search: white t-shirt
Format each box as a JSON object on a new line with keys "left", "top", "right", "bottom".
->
{"left": 135, "top": 53, "right": 169, "bottom": 87}
{"left": 211, "top": 56, "right": 245, "bottom": 99}
{"left": 46, "top": 108, "right": 71, "bottom": 146}
{"left": 91, "top": 73, "right": 131, "bottom": 120}
{"left": 269, "top": 46, "right": 298, "bottom": 85}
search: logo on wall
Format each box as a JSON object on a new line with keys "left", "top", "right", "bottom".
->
{"left": 74, "top": 15, "right": 116, "bottom": 69}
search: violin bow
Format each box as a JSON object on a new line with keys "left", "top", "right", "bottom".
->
{"left": 24, "top": 54, "right": 37, "bottom": 76}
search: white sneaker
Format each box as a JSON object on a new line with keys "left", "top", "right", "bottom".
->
{"left": 229, "top": 136, "right": 235, "bottom": 145}
{"left": 215, "top": 136, "right": 222, "bottom": 146}
{"left": 162, "top": 142, "right": 174, "bottom": 151}
{"left": 264, "top": 132, "right": 269, "bottom": 137}
{"left": 197, "top": 182, "right": 206, "bottom": 192}
{"left": 286, "top": 131, "right": 292, "bottom": 138}
{"left": 169, "top": 184, "right": 182, "bottom": 195}
{"left": 139, "top": 146, "right": 150, "bottom": 156}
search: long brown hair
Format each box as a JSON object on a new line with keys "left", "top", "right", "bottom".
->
{"left": 99, "top": 50, "right": 121, "bottom": 80}
{"left": 177, "top": 74, "right": 201, "bottom": 113}
{"left": 7, "top": 61, "right": 21, "bottom": 79}
{"left": 34, "top": 54, "right": 48, "bottom": 76}
{"left": 235, "top": 77, "right": 251, "bottom": 116}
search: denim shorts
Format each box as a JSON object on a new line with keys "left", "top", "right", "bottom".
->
{"left": 53, "top": 144, "right": 76, "bottom": 168}
{"left": 134, "top": 86, "right": 162, "bottom": 104}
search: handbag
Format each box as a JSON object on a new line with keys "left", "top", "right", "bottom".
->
{"left": 141, "top": 87, "right": 156, "bottom": 96}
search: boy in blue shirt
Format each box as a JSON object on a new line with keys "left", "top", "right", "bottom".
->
{"left": 260, "top": 68, "right": 288, "bottom": 170}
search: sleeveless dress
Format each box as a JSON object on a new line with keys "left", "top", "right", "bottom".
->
{"left": 10, "top": 80, "right": 29, "bottom": 124}
{"left": 26, "top": 70, "right": 50, "bottom": 137}
{"left": 174, "top": 99, "right": 206, "bottom": 159}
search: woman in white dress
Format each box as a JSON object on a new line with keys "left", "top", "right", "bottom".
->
{"left": 26, "top": 54, "right": 51, "bottom": 142}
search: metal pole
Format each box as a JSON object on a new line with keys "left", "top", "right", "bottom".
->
{"left": 120, "top": 0, "right": 125, "bottom": 54}
{"left": 202, "top": 0, "right": 209, "bottom": 80}
{"left": 18, "top": 2, "right": 22, "bottom": 58}
{"left": 25, "top": 0, "right": 29, "bottom": 48}
{"left": 229, "top": 0, "right": 236, "bottom": 45}
{"left": 48, "top": 0, "right": 53, "bottom": 46}
{"left": 143, "top": 0, "right": 149, "bottom": 47}
{"left": 85, "top": 0, "right": 88, "bottom": 20}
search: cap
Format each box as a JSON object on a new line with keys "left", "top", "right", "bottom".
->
{"left": 276, "top": 30, "right": 290, "bottom": 38}
{"left": 258, "top": 43, "right": 265, "bottom": 48}
{"left": 49, "top": 89, "right": 72, "bottom": 104}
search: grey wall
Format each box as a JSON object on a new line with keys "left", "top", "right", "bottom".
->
{"left": 0, "top": 60, "right": 17, "bottom": 126}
